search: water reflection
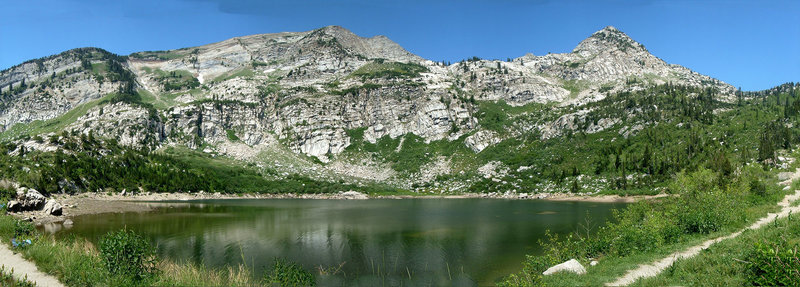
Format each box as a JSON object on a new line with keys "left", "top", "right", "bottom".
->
{"left": 53, "top": 199, "right": 624, "bottom": 286}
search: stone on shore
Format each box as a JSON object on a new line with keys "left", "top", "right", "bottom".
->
{"left": 7, "top": 200, "right": 20, "bottom": 212}
{"left": 44, "top": 199, "right": 63, "bottom": 216}
{"left": 340, "top": 191, "right": 369, "bottom": 200}
{"left": 8, "top": 187, "right": 46, "bottom": 212}
{"left": 543, "top": 259, "right": 587, "bottom": 275}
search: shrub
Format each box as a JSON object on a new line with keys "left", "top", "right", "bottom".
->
{"left": 98, "top": 229, "right": 157, "bottom": 283}
{"left": 14, "top": 220, "right": 35, "bottom": 238}
{"left": 748, "top": 179, "right": 767, "bottom": 197}
{"left": 226, "top": 129, "right": 240, "bottom": 141}
{"left": 499, "top": 231, "right": 583, "bottom": 286}
{"left": 264, "top": 258, "right": 315, "bottom": 287}
{"left": 747, "top": 241, "right": 800, "bottom": 286}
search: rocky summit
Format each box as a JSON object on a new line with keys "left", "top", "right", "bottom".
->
{"left": 0, "top": 25, "right": 736, "bottom": 190}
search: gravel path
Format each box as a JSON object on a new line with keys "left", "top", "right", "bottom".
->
{"left": 0, "top": 242, "right": 64, "bottom": 287}
{"left": 606, "top": 170, "right": 800, "bottom": 286}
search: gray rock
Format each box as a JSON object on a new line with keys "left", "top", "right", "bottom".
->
{"left": 465, "top": 130, "right": 501, "bottom": 153}
{"left": 57, "top": 179, "right": 80, "bottom": 194}
{"left": 63, "top": 219, "right": 73, "bottom": 225}
{"left": 7, "top": 200, "right": 20, "bottom": 212}
{"left": 12, "top": 187, "right": 46, "bottom": 211}
{"left": 340, "top": 191, "right": 368, "bottom": 200}
{"left": 43, "top": 199, "right": 63, "bottom": 216}
{"left": 543, "top": 259, "right": 587, "bottom": 276}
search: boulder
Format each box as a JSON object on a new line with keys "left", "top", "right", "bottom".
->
{"left": 57, "top": 179, "right": 80, "bottom": 194}
{"left": 543, "top": 259, "right": 587, "bottom": 276}
{"left": 9, "top": 187, "right": 46, "bottom": 212}
{"left": 340, "top": 191, "right": 368, "bottom": 200}
{"left": 7, "top": 200, "right": 20, "bottom": 212}
{"left": 63, "top": 219, "right": 74, "bottom": 225}
{"left": 43, "top": 199, "right": 63, "bottom": 216}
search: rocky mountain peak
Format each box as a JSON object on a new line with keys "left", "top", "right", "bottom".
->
{"left": 573, "top": 26, "right": 647, "bottom": 55}
{"left": 302, "top": 25, "right": 420, "bottom": 63}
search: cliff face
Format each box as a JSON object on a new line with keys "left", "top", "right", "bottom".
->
{"left": 0, "top": 26, "right": 735, "bottom": 182}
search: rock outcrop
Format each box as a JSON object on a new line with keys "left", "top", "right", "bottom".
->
{"left": 0, "top": 25, "right": 737, "bottom": 171}
{"left": 7, "top": 187, "right": 46, "bottom": 212}
{"left": 43, "top": 199, "right": 63, "bottom": 216}
{"left": 543, "top": 259, "right": 587, "bottom": 275}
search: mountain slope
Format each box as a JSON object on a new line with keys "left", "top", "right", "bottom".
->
{"left": 0, "top": 25, "right": 743, "bottom": 191}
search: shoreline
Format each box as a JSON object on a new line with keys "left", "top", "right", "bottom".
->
{"left": 9, "top": 191, "right": 667, "bottom": 226}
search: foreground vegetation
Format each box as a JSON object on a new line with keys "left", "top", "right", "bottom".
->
{"left": 498, "top": 84, "right": 800, "bottom": 285}
{"left": 500, "top": 164, "right": 788, "bottom": 286}
{"left": 632, "top": 210, "right": 800, "bottom": 286}
{"left": 0, "top": 265, "right": 36, "bottom": 287}
{"left": 0, "top": 210, "right": 316, "bottom": 287}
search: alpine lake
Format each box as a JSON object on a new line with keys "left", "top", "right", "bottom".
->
{"left": 47, "top": 198, "right": 625, "bottom": 286}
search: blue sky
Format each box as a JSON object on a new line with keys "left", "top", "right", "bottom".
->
{"left": 1, "top": 0, "right": 797, "bottom": 91}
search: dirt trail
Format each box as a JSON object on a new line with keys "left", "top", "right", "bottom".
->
{"left": 0, "top": 242, "right": 64, "bottom": 287}
{"left": 606, "top": 170, "right": 800, "bottom": 286}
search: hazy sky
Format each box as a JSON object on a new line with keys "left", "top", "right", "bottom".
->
{"left": 1, "top": 0, "right": 797, "bottom": 90}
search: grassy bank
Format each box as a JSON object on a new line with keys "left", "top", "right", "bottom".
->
{"left": 633, "top": 208, "right": 800, "bottom": 286}
{"left": 500, "top": 164, "right": 790, "bottom": 286}
{"left": 0, "top": 210, "right": 316, "bottom": 287}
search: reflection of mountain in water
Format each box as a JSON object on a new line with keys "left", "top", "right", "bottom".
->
{"left": 57, "top": 199, "right": 623, "bottom": 286}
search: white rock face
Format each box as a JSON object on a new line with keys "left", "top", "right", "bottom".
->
{"left": 543, "top": 259, "right": 587, "bottom": 276}
{"left": 0, "top": 25, "right": 736, "bottom": 163}
{"left": 465, "top": 130, "right": 501, "bottom": 153}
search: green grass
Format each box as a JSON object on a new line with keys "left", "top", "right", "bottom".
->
{"left": 138, "top": 89, "right": 178, "bottom": 110}
{"left": 561, "top": 79, "right": 590, "bottom": 99}
{"left": 475, "top": 100, "right": 557, "bottom": 133}
{"left": 0, "top": 214, "right": 263, "bottom": 287}
{"left": 344, "top": 130, "right": 474, "bottom": 174}
{"left": 0, "top": 265, "right": 36, "bottom": 287}
{"left": 633, "top": 212, "right": 800, "bottom": 286}
{"left": 129, "top": 51, "right": 185, "bottom": 61}
{"left": 501, "top": 165, "right": 789, "bottom": 286}
{"left": 149, "top": 69, "right": 199, "bottom": 91}
{"left": 211, "top": 69, "right": 255, "bottom": 83}
{"left": 350, "top": 61, "right": 428, "bottom": 79}
{"left": 225, "top": 129, "right": 240, "bottom": 141}
{"left": 537, "top": 236, "right": 719, "bottom": 286}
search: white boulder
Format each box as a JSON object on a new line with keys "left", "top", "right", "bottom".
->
{"left": 543, "top": 259, "right": 587, "bottom": 276}
{"left": 43, "top": 199, "right": 63, "bottom": 216}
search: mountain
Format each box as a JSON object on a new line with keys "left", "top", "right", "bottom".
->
{"left": 0, "top": 25, "right": 741, "bottom": 191}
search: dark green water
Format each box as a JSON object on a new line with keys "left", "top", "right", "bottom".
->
{"left": 51, "top": 198, "right": 624, "bottom": 286}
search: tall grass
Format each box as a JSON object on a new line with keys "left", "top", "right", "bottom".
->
{"left": 0, "top": 265, "right": 36, "bottom": 287}
{"left": 0, "top": 215, "right": 304, "bottom": 287}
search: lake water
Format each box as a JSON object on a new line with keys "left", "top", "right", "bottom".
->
{"left": 53, "top": 198, "right": 624, "bottom": 286}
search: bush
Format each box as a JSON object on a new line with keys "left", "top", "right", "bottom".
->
{"left": 98, "top": 229, "right": 157, "bottom": 283}
{"left": 747, "top": 241, "right": 800, "bottom": 286}
{"left": 14, "top": 220, "right": 35, "bottom": 238}
{"left": 499, "top": 231, "right": 583, "bottom": 286}
{"left": 264, "top": 258, "right": 315, "bottom": 287}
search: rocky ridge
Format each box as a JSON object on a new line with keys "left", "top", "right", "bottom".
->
{"left": 0, "top": 25, "right": 737, "bottom": 187}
